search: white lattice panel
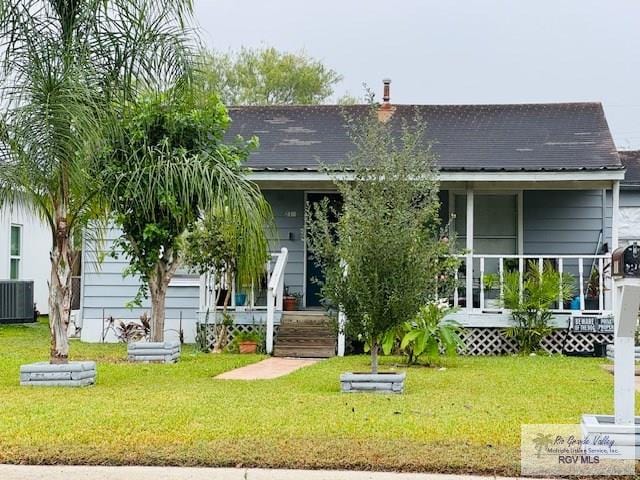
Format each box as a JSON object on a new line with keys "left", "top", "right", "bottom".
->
{"left": 196, "top": 323, "right": 275, "bottom": 351}
{"left": 459, "top": 328, "right": 612, "bottom": 356}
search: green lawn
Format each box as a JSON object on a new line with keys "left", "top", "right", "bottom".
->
{"left": 0, "top": 319, "right": 629, "bottom": 475}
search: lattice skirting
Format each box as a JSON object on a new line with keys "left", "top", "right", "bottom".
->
{"left": 459, "top": 327, "right": 613, "bottom": 356}
{"left": 196, "top": 322, "right": 277, "bottom": 351}
{"left": 195, "top": 323, "right": 612, "bottom": 356}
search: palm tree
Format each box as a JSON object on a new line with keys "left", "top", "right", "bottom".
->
{"left": 0, "top": 0, "right": 194, "bottom": 363}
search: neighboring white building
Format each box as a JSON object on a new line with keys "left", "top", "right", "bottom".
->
{"left": 0, "top": 205, "right": 51, "bottom": 315}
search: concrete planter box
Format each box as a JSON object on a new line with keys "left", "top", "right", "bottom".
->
{"left": 581, "top": 414, "right": 640, "bottom": 458}
{"left": 340, "top": 372, "right": 406, "bottom": 393}
{"left": 20, "top": 361, "right": 96, "bottom": 387}
{"left": 128, "top": 341, "right": 180, "bottom": 363}
{"left": 606, "top": 344, "right": 640, "bottom": 361}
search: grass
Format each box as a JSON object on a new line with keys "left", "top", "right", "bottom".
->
{"left": 0, "top": 319, "right": 632, "bottom": 475}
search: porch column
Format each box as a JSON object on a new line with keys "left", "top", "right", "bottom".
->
{"left": 466, "top": 188, "right": 474, "bottom": 313}
{"left": 612, "top": 180, "right": 620, "bottom": 251}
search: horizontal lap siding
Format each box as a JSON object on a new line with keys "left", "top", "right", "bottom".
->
{"left": 262, "top": 190, "right": 305, "bottom": 296}
{"left": 82, "top": 228, "right": 199, "bottom": 325}
{"left": 524, "top": 190, "right": 607, "bottom": 256}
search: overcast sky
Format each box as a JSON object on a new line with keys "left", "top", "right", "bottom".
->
{"left": 194, "top": 0, "right": 640, "bottom": 149}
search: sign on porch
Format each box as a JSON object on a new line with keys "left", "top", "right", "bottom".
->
{"left": 569, "top": 315, "right": 614, "bottom": 334}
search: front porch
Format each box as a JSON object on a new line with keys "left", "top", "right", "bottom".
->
{"left": 197, "top": 175, "right": 622, "bottom": 356}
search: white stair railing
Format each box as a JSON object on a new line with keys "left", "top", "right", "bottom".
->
{"left": 266, "top": 247, "right": 288, "bottom": 354}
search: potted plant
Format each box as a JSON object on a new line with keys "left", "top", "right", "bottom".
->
{"left": 234, "top": 292, "right": 247, "bottom": 307}
{"left": 282, "top": 286, "right": 300, "bottom": 311}
{"left": 585, "top": 266, "right": 606, "bottom": 311}
{"left": 482, "top": 272, "right": 501, "bottom": 311}
{"left": 235, "top": 331, "right": 261, "bottom": 354}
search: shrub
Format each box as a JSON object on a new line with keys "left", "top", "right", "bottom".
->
{"left": 502, "top": 261, "right": 575, "bottom": 353}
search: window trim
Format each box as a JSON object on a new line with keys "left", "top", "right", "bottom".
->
{"left": 9, "top": 224, "right": 22, "bottom": 280}
{"left": 449, "top": 190, "right": 523, "bottom": 255}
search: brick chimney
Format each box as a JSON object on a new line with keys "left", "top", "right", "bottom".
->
{"left": 378, "top": 78, "right": 395, "bottom": 123}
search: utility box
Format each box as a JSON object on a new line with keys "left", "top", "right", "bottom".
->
{"left": 612, "top": 242, "right": 640, "bottom": 278}
{"left": 0, "top": 280, "right": 35, "bottom": 323}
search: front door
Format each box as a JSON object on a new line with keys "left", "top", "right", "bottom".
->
{"left": 305, "top": 192, "right": 342, "bottom": 308}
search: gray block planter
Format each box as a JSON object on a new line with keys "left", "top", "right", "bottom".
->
{"left": 606, "top": 344, "right": 640, "bottom": 361}
{"left": 340, "top": 372, "right": 406, "bottom": 393}
{"left": 581, "top": 414, "right": 640, "bottom": 458}
{"left": 128, "top": 341, "right": 181, "bottom": 363}
{"left": 20, "top": 361, "right": 96, "bottom": 387}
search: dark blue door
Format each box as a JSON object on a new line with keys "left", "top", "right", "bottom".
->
{"left": 305, "top": 193, "right": 342, "bottom": 308}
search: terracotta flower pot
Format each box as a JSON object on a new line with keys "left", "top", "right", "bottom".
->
{"left": 239, "top": 340, "right": 258, "bottom": 354}
{"left": 283, "top": 296, "right": 298, "bottom": 311}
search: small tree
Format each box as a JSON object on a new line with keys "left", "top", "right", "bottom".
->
{"left": 503, "top": 261, "right": 575, "bottom": 353}
{"left": 104, "top": 85, "right": 271, "bottom": 342}
{"left": 199, "top": 47, "right": 342, "bottom": 105}
{"left": 183, "top": 210, "right": 268, "bottom": 351}
{"left": 306, "top": 105, "right": 458, "bottom": 373}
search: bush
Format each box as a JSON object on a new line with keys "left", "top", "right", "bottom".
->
{"left": 502, "top": 261, "right": 575, "bottom": 353}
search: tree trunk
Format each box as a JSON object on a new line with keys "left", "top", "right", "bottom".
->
{"left": 371, "top": 341, "right": 379, "bottom": 374}
{"left": 149, "top": 274, "right": 167, "bottom": 343}
{"left": 213, "top": 270, "right": 232, "bottom": 352}
{"left": 49, "top": 217, "right": 73, "bottom": 364}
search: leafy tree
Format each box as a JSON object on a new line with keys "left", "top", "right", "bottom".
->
{"left": 103, "top": 85, "right": 271, "bottom": 343}
{"left": 502, "top": 261, "right": 575, "bottom": 353}
{"left": 0, "top": 0, "right": 193, "bottom": 363}
{"left": 183, "top": 210, "right": 268, "bottom": 351}
{"left": 306, "top": 105, "right": 459, "bottom": 373}
{"left": 199, "top": 47, "right": 342, "bottom": 105}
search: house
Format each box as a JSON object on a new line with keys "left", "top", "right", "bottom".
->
{"left": 78, "top": 87, "right": 625, "bottom": 356}
{"left": 0, "top": 204, "right": 51, "bottom": 317}
{"left": 617, "top": 150, "right": 640, "bottom": 246}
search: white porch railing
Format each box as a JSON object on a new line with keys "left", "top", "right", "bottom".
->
{"left": 199, "top": 250, "right": 288, "bottom": 313}
{"left": 452, "top": 253, "right": 612, "bottom": 315}
{"left": 266, "top": 247, "right": 288, "bottom": 354}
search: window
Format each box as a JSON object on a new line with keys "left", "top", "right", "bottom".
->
{"left": 9, "top": 224, "right": 21, "bottom": 280}
{"left": 453, "top": 193, "right": 519, "bottom": 254}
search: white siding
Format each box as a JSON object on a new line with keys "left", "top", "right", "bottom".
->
{"left": 0, "top": 205, "right": 51, "bottom": 314}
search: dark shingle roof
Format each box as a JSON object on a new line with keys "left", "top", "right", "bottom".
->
{"left": 619, "top": 150, "right": 640, "bottom": 185}
{"left": 226, "top": 103, "right": 621, "bottom": 172}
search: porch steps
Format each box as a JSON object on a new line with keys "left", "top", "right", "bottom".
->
{"left": 273, "top": 312, "right": 336, "bottom": 358}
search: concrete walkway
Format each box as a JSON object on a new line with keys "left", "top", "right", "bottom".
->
{"left": 215, "top": 357, "right": 319, "bottom": 380}
{"left": 0, "top": 465, "right": 544, "bottom": 480}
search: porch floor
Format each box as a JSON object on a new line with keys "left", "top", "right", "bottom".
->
{"left": 214, "top": 357, "right": 319, "bottom": 380}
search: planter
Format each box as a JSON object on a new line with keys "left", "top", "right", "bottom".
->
{"left": 340, "top": 371, "right": 406, "bottom": 394}
{"left": 20, "top": 361, "right": 96, "bottom": 387}
{"left": 128, "top": 340, "right": 181, "bottom": 363}
{"left": 606, "top": 344, "right": 640, "bottom": 361}
{"left": 235, "top": 293, "right": 247, "bottom": 306}
{"left": 581, "top": 414, "right": 640, "bottom": 459}
{"left": 239, "top": 340, "right": 258, "bottom": 354}
{"left": 283, "top": 296, "right": 298, "bottom": 311}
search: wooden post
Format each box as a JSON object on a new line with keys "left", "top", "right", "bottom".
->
{"left": 337, "top": 311, "right": 346, "bottom": 357}
{"left": 466, "top": 188, "right": 474, "bottom": 313}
